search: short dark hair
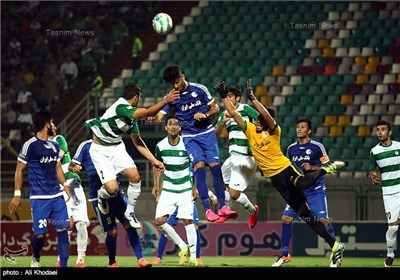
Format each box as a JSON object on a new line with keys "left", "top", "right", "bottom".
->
{"left": 32, "top": 111, "right": 52, "bottom": 132}
{"left": 163, "top": 64, "right": 182, "bottom": 84}
{"left": 296, "top": 117, "right": 312, "bottom": 131}
{"left": 227, "top": 85, "right": 242, "bottom": 97}
{"left": 377, "top": 120, "right": 391, "bottom": 131}
{"left": 123, "top": 83, "right": 143, "bottom": 99}
{"left": 165, "top": 113, "right": 179, "bottom": 126}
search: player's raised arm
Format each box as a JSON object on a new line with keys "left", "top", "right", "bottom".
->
{"left": 246, "top": 79, "right": 276, "bottom": 131}
{"left": 133, "top": 89, "right": 180, "bottom": 119}
{"left": 214, "top": 80, "right": 245, "bottom": 130}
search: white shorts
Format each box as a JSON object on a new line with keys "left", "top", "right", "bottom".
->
{"left": 89, "top": 141, "right": 136, "bottom": 184}
{"left": 383, "top": 192, "right": 400, "bottom": 223}
{"left": 64, "top": 178, "right": 89, "bottom": 226}
{"left": 155, "top": 190, "right": 193, "bottom": 221}
{"left": 221, "top": 154, "right": 256, "bottom": 192}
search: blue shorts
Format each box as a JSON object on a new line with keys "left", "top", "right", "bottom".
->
{"left": 283, "top": 188, "right": 329, "bottom": 221}
{"left": 183, "top": 131, "right": 220, "bottom": 166}
{"left": 167, "top": 203, "right": 199, "bottom": 225}
{"left": 93, "top": 189, "right": 128, "bottom": 232}
{"left": 31, "top": 196, "right": 70, "bottom": 235}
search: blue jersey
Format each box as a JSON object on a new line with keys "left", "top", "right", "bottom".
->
{"left": 72, "top": 139, "right": 101, "bottom": 200}
{"left": 160, "top": 82, "right": 214, "bottom": 136}
{"left": 18, "top": 136, "right": 63, "bottom": 199}
{"left": 287, "top": 139, "right": 329, "bottom": 195}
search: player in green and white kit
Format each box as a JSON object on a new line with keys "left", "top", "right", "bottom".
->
{"left": 152, "top": 114, "right": 198, "bottom": 266}
{"left": 214, "top": 85, "right": 260, "bottom": 228}
{"left": 50, "top": 126, "right": 89, "bottom": 267}
{"left": 85, "top": 83, "right": 179, "bottom": 229}
{"left": 369, "top": 120, "right": 400, "bottom": 268}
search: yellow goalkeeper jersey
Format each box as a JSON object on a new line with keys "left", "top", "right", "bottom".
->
{"left": 244, "top": 121, "right": 291, "bottom": 177}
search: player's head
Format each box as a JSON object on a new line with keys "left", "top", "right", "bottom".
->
{"left": 376, "top": 120, "right": 392, "bottom": 142}
{"left": 296, "top": 117, "right": 312, "bottom": 140}
{"left": 165, "top": 113, "right": 181, "bottom": 137}
{"left": 227, "top": 85, "right": 242, "bottom": 104}
{"left": 123, "top": 83, "right": 143, "bottom": 106}
{"left": 163, "top": 64, "right": 187, "bottom": 92}
{"left": 32, "top": 110, "right": 55, "bottom": 136}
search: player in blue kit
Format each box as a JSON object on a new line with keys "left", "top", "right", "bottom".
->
{"left": 272, "top": 118, "right": 337, "bottom": 267}
{"left": 9, "top": 111, "right": 71, "bottom": 268}
{"left": 155, "top": 65, "right": 237, "bottom": 223}
{"left": 69, "top": 139, "right": 152, "bottom": 268}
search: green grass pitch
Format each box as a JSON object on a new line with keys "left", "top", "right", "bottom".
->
{"left": 0, "top": 255, "right": 392, "bottom": 268}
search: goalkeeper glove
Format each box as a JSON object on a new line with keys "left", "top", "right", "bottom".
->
{"left": 214, "top": 80, "right": 228, "bottom": 98}
{"left": 246, "top": 78, "right": 256, "bottom": 102}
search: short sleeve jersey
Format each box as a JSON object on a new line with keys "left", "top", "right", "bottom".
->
{"left": 85, "top": 97, "right": 140, "bottom": 145}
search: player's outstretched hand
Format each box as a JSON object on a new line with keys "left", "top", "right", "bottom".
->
{"left": 165, "top": 89, "right": 180, "bottom": 103}
{"left": 246, "top": 78, "right": 256, "bottom": 102}
{"left": 214, "top": 80, "right": 228, "bottom": 98}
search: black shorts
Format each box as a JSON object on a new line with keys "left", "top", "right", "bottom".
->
{"left": 270, "top": 165, "right": 306, "bottom": 213}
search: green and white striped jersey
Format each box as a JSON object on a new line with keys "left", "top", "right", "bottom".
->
{"left": 155, "top": 136, "right": 192, "bottom": 193}
{"left": 369, "top": 140, "right": 400, "bottom": 195}
{"left": 85, "top": 98, "right": 139, "bottom": 145}
{"left": 216, "top": 103, "right": 259, "bottom": 156}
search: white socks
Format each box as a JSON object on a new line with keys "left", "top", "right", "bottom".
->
{"left": 386, "top": 225, "right": 398, "bottom": 257}
{"left": 158, "top": 223, "right": 184, "bottom": 246}
{"left": 76, "top": 221, "right": 88, "bottom": 263}
{"left": 235, "top": 193, "right": 255, "bottom": 215}
{"left": 126, "top": 181, "right": 141, "bottom": 214}
{"left": 98, "top": 185, "right": 115, "bottom": 199}
{"left": 185, "top": 223, "right": 197, "bottom": 261}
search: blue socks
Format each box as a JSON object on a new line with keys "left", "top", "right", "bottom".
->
{"left": 31, "top": 235, "right": 44, "bottom": 260}
{"left": 106, "top": 234, "right": 117, "bottom": 265}
{"left": 57, "top": 230, "right": 70, "bottom": 267}
{"left": 210, "top": 165, "right": 226, "bottom": 208}
{"left": 327, "top": 222, "right": 336, "bottom": 240}
{"left": 196, "top": 229, "right": 201, "bottom": 258}
{"left": 194, "top": 167, "right": 211, "bottom": 211}
{"left": 281, "top": 223, "right": 292, "bottom": 257}
{"left": 126, "top": 227, "right": 143, "bottom": 259}
{"left": 157, "top": 234, "right": 168, "bottom": 259}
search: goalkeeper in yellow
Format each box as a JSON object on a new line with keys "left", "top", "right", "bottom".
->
{"left": 214, "top": 79, "right": 345, "bottom": 268}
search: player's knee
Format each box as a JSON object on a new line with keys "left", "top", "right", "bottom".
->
{"left": 281, "top": 215, "right": 293, "bottom": 224}
{"left": 194, "top": 161, "right": 205, "bottom": 170}
{"left": 105, "top": 182, "right": 119, "bottom": 195}
{"left": 35, "top": 234, "right": 45, "bottom": 240}
{"left": 229, "top": 188, "right": 240, "bottom": 200}
{"left": 155, "top": 216, "right": 168, "bottom": 226}
{"left": 75, "top": 221, "right": 88, "bottom": 231}
{"left": 319, "top": 218, "right": 330, "bottom": 225}
{"left": 387, "top": 225, "right": 399, "bottom": 238}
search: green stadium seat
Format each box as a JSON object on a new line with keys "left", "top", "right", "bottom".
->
{"left": 343, "top": 126, "right": 357, "bottom": 137}
{"left": 322, "top": 137, "right": 335, "bottom": 147}
{"left": 362, "top": 137, "right": 376, "bottom": 148}
{"left": 278, "top": 106, "right": 291, "bottom": 116}
{"left": 348, "top": 137, "right": 363, "bottom": 148}
{"left": 114, "top": 87, "right": 123, "bottom": 98}
{"left": 296, "top": 95, "right": 311, "bottom": 107}
{"left": 326, "top": 95, "right": 338, "bottom": 105}
{"left": 327, "top": 147, "right": 341, "bottom": 159}
{"left": 304, "top": 106, "right": 318, "bottom": 117}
